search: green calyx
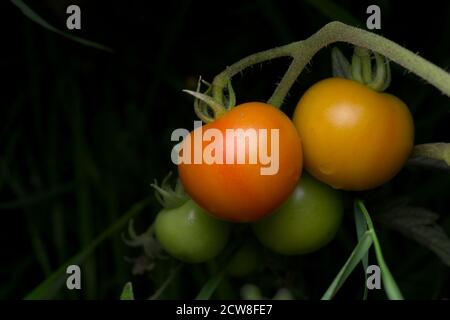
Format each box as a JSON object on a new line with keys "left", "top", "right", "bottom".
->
{"left": 151, "top": 172, "right": 188, "bottom": 210}
{"left": 351, "top": 46, "right": 391, "bottom": 92}
{"left": 332, "top": 46, "right": 391, "bottom": 91}
{"left": 183, "top": 77, "right": 236, "bottom": 124}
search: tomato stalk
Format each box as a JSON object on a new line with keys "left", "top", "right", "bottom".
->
{"left": 183, "top": 89, "right": 227, "bottom": 122}
{"left": 185, "top": 77, "right": 236, "bottom": 123}
{"left": 151, "top": 172, "right": 187, "bottom": 209}
{"left": 211, "top": 21, "right": 450, "bottom": 109}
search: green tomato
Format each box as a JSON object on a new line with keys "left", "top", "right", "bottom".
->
{"left": 252, "top": 174, "right": 344, "bottom": 255}
{"left": 227, "top": 241, "right": 262, "bottom": 277}
{"left": 155, "top": 199, "right": 231, "bottom": 263}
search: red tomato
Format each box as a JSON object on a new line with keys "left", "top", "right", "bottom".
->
{"left": 178, "top": 102, "right": 302, "bottom": 222}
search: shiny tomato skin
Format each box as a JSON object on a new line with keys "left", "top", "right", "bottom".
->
{"left": 178, "top": 102, "right": 302, "bottom": 222}
{"left": 253, "top": 174, "right": 344, "bottom": 255}
{"left": 293, "top": 78, "right": 414, "bottom": 191}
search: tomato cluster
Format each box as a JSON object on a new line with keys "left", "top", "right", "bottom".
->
{"left": 153, "top": 76, "right": 414, "bottom": 267}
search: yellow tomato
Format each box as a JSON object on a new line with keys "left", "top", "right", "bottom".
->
{"left": 293, "top": 78, "right": 414, "bottom": 191}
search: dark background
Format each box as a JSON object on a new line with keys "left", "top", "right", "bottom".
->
{"left": 1, "top": 0, "right": 449, "bottom": 299}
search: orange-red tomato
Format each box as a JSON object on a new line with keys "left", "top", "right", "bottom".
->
{"left": 178, "top": 102, "right": 302, "bottom": 222}
{"left": 293, "top": 78, "right": 414, "bottom": 191}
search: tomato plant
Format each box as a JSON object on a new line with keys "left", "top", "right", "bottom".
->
{"left": 126, "top": 22, "right": 449, "bottom": 300}
{"left": 293, "top": 77, "right": 414, "bottom": 190}
{"left": 253, "top": 174, "right": 344, "bottom": 255}
{"left": 155, "top": 199, "right": 231, "bottom": 263}
{"left": 178, "top": 102, "right": 302, "bottom": 222}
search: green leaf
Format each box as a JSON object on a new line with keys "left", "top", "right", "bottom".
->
{"left": 356, "top": 200, "right": 404, "bottom": 300}
{"left": 408, "top": 143, "right": 450, "bottom": 170}
{"left": 374, "top": 205, "right": 450, "bottom": 266}
{"left": 321, "top": 231, "right": 373, "bottom": 300}
{"left": 24, "top": 198, "right": 151, "bottom": 299}
{"left": 195, "top": 265, "right": 229, "bottom": 300}
{"left": 149, "top": 264, "right": 183, "bottom": 300}
{"left": 120, "top": 282, "right": 134, "bottom": 300}
{"left": 195, "top": 242, "right": 243, "bottom": 300}
{"left": 354, "top": 204, "right": 369, "bottom": 299}
{"left": 321, "top": 199, "right": 403, "bottom": 300}
{"left": 10, "top": 0, "right": 113, "bottom": 52}
{"left": 331, "top": 47, "right": 352, "bottom": 79}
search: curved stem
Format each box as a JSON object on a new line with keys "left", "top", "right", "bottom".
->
{"left": 212, "top": 43, "right": 298, "bottom": 103}
{"left": 211, "top": 21, "right": 450, "bottom": 108}
{"left": 268, "top": 55, "right": 310, "bottom": 107}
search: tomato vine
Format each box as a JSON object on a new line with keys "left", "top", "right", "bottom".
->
{"left": 210, "top": 21, "right": 450, "bottom": 109}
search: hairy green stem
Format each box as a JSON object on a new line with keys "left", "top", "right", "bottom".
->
{"left": 212, "top": 43, "right": 297, "bottom": 104}
{"left": 212, "top": 21, "right": 450, "bottom": 108}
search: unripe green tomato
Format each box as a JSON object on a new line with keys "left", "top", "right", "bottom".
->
{"left": 252, "top": 174, "right": 344, "bottom": 255}
{"left": 227, "top": 241, "right": 262, "bottom": 277}
{"left": 155, "top": 199, "right": 231, "bottom": 263}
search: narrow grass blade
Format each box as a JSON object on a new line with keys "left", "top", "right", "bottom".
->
{"left": 321, "top": 231, "right": 373, "bottom": 300}
{"left": 24, "top": 198, "right": 151, "bottom": 299}
{"left": 0, "top": 182, "right": 75, "bottom": 209}
{"left": 120, "top": 282, "right": 134, "bottom": 300}
{"left": 70, "top": 89, "right": 96, "bottom": 298}
{"left": 356, "top": 200, "right": 404, "bottom": 300}
{"left": 0, "top": 159, "right": 53, "bottom": 277}
{"left": 10, "top": 0, "right": 113, "bottom": 52}
{"left": 195, "top": 267, "right": 228, "bottom": 300}
{"left": 149, "top": 264, "right": 183, "bottom": 300}
{"left": 27, "top": 219, "right": 52, "bottom": 276}
{"left": 195, "top": 242, "right": 241, "bottom": 300}
{"left": 354, "top": 203, "right": 369, "bottom": 299}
